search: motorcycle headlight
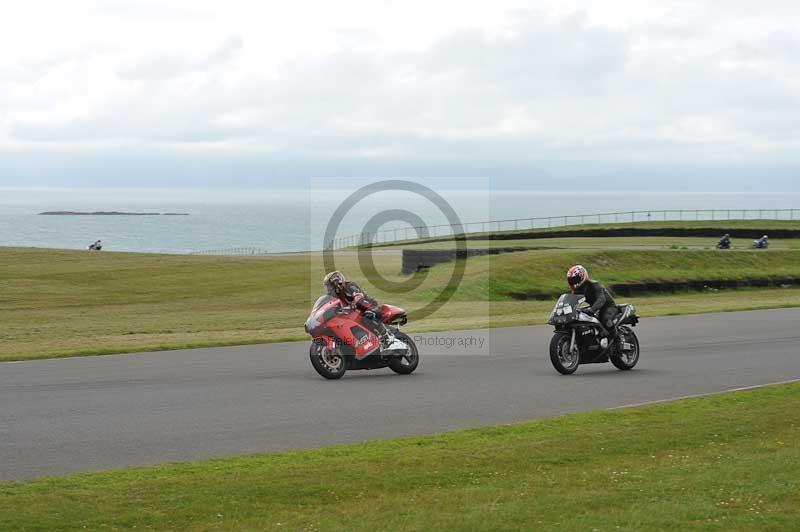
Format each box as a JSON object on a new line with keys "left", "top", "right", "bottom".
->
{"left": 563, "top": 304, "right": 572, "bottom": 314}
{"left": 305, "top": 316, "right": 320, "bottom": 332}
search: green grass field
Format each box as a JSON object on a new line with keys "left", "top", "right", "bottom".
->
{"left": 371, "top": 219, "right": 800, "bottom": 249}
{"left": 392, "top": 236, "right": 800, "bottom": 250}
{"left": 2, "top": 381, "right": 798, "bottom": 531}
{"left": 440, "top": 247, "right": 800, "bottom": 299}
{"left": 3, "top": 246, "right": 800, "bottom": 361}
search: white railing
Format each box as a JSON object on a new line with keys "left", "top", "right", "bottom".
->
{"left": 190, "top": 247, "right": 270, "bottom": 256}
{"left": 329, "top": 208, "right": 799, "bottom": 249}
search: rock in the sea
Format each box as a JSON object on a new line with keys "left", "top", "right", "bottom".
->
{"left": 39, "top": 211, "right": 189, "bottom": 216}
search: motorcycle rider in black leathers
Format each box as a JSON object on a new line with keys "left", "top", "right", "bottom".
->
{"left": 323, "top": 271, "right": 405, "bottom": 350}
{"left": 567, "top": 265, "right": 618, "bottom": 337}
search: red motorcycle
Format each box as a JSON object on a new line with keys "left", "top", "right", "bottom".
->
{"left": 304, "top": 295, "right": 420, "bottom": 379}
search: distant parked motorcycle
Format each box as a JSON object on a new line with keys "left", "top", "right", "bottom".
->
{"left": 753, "top": 235, "right": 769, "bottom": 249}
{"left": 304, "top": 295, "right": 419, "bottom": 379}
{"left": 547, "top": 294, "right": 640, "bottom": 375}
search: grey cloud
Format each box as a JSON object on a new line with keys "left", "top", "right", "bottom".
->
{"left": 118, "top": 35, "right": 242, "bottom": 80}
{"left": 420, "top": 12, "right": 628, "bottom": 96}
{"left": 0, "top": 50, "right": 89, "bottom": 82}
{"left": 118, "top": 55, "right": 190, "bottom": 80}
{"left": 6, "top": 7, "right": 800, "bottom": 188}
{"left": 198, "top": 35, "right": 243, "bottom": 68}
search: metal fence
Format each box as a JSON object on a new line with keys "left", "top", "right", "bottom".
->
{"left": 190, "top": 247, "right": 270, "bottom": 256}
{"left": 330, "top": 208, "right": 799, "bottom": 249}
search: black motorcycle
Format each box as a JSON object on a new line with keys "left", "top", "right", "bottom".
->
{"left": 547, "top": 294, "right": 640, "bottom": 374}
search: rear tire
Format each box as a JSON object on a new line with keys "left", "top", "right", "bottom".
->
{"left": 549, "top": 332, "right": 580, "bottom": 375}
{"left": 388, "top": 332, "right": 419, "bottom": 375}
{"left": 610, "top": 328, "right": 640, "bottom": 371}
{"left": 309, "top": 343, "right": 347, "bottom": 380}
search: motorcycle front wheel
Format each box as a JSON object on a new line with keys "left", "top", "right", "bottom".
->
{"left": 549, "top": 332, "right": 580, "bottom": 375}
{"left": 309, "top": 343, "right": 347, "bottom": 380}
{"left": 388, "top": 332, "right": 419, "bottom": 375}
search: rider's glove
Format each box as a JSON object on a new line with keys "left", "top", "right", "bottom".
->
{"left": 363, "top": 310, "right": 377, "bottom": 321}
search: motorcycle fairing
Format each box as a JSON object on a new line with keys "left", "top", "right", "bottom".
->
{"left": 306, "top": 295, "right": 383, "bottom": 360}
{"left": 613, "top": 304, "right": 639, "bottom": 327}
{"left": 379, "top": 304, "right": 407, "bottom": 325}
{"left": 320, "top": 313, "right": 380, "bottom": 359}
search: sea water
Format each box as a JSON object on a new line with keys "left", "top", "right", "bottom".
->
{"left": 0, "top": 187, "right": 798, "bottom": 253}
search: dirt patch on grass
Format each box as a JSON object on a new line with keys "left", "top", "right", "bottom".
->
{"left": 401, "top": 247, "right": 541, "bottom": 274}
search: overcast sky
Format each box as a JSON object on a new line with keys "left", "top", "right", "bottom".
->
{"left": 2, "top": 0, "right": 799, "bottom": 190}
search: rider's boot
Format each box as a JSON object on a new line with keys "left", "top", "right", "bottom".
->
{"left": 384, "top": 336, "right": 407, "bottom": 351}
{"left": 599, "top": 324, "right": 617, "bottom": 349}
{"left": 375, "top": 322, "right": 406, "bottom": 351}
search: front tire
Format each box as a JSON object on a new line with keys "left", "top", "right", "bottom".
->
{"left": 549, "top": 332, "right": 580, "bottom": 375}
{"left": 610, "top": 327, "right": 640, "bottom": 370}
{"left": 309, "top": 343, "right": 347, "bottom": 380}
{"left": 388, "top": 332, "right": 419, "bottom": 375}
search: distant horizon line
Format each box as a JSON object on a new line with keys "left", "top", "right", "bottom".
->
{"left": 1, "top": 186, "right": 799, "bottom": 195}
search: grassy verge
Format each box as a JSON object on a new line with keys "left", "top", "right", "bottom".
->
{"left": 391, "top": 236, "right": 800, "bottom": 250}
{"left": 430, "top": 287, "right": 800, "bottom": 332}
{"left": 371, "top": 219, "right": 800, "bottom": 248}
{"left": 417, "top": 248, "right": 800, "bottom": 300}
{"left": 3, "top": 247, "right": 800, "bottom": 361}
{"left": 2, "top": 382, "right": 799, "bottom": 531}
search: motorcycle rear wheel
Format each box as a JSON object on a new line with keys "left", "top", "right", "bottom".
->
{"left": 610, "top": 327, "right": 640, "bottom": 371}
{"left": 388, "top": 332, "right": 419, "bottom": 375}
{"left": 309, "top": 343, "right": 347, "bottom": 380}
{"left": 549, "top": 332, "right": 580, "bottom": 375}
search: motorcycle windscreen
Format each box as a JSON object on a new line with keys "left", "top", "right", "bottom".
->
{"left": 312, "top": 294, "right": 336, "bottom": 311}
{"left": 560, "top": 293, "right": 586, "bottom": 307}
{"left": 306, "top": 295, "right": 340, "bottom": 333}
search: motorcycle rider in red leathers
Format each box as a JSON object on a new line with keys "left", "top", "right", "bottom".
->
{"left": 323, "top": 271, "right": 406, "bottom": 351}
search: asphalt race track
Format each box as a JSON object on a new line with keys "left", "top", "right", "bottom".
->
{"left": 2, "top": 308, "right": 799, "bottom": 480}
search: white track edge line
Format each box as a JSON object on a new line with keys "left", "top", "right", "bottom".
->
{"left": 607, "top": 377, "right": 800, "bottom": 410}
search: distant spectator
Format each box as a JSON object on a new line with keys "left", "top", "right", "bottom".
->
{"left": 88, "top": 240, "right": 103, "bottom": 251}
